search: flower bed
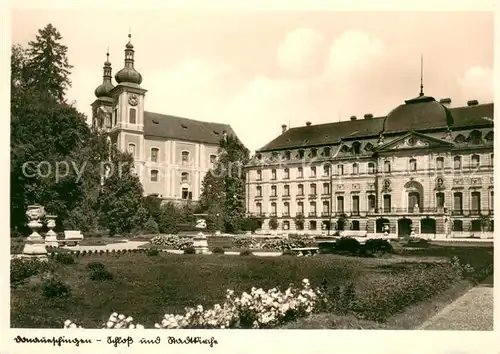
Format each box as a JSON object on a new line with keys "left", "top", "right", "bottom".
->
{"left": 65, "top": 279, "right": 320, "bottom": 329}
{"left": 232, "top": 236, "right": 314, "bottom": 251}
{"left": 150, "top": 235, "right": 193, "bottom": 250}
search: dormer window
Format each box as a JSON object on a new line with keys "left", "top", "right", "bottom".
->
{"left": 284, "top": 151, "right": 291, "bottom": 160}
{"left": 365, "top": 143, "right": 373, "bottom": 151}
{"left": 471, "top": 154, "right": 480, "bottom": 168}
{"left": 352, "top": 142, "right": 361, "bottom": 155}
{"left": 298, "top": 150, "right": 305, "bottom": 159}
{"left": 322, "top": 147, "right": 331, "bottom": 156}
{"left": 310, "top": 148, "right": 317, "bottom": 158}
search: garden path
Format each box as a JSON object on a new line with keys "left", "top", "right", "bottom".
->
{"left": 419, "top": 276, "right": 493, "bottom": 331}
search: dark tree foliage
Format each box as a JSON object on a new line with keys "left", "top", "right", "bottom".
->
{"left": 199, "top": 135, "right": 250, "bottom": 233}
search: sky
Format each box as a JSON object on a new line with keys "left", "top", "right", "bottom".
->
{"left": 11, "top": 10, "right": 494, "bottom": 153}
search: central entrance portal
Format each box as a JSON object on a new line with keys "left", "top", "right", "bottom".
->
{"left": 398, "top": 218, "right": 412, "bottom": 237}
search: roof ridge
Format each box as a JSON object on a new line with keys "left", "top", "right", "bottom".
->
{"left": 144, "top": 111, "right": 230, "bottom": 127}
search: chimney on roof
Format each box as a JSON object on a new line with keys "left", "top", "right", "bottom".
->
{"left": 350, "top": 115, "right": 357, "bottom": 121}
{"left": 439, "top": 98, "right": 452, "bottom": 107}
{"left": 306, "top": 121, "right": 312, "bottom": 126}
{"left": 467, "top": 100, "right": 479, "bottom": 106}
{"left": 364, "top": 113, "right": 373, "bottom": 119}
{"left": 281, "top": 124, "right": 287, "bottom": 133}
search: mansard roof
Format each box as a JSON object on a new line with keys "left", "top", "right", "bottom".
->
{"left": 257, "top": 102, "right": 493, "bottom": 152}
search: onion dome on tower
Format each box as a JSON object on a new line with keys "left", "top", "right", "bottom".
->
{"left": 94, "top": 50, "right": 115, "bottom": 98}
{"left": 114, "top": 33, "right": 143, "bottom": 85}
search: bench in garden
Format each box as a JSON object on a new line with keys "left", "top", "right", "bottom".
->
{"left": 62, "top": 230, "right": 84, "bottom": 246}
{"left": 290, "top": 247, "right": 319, "bottom": 256}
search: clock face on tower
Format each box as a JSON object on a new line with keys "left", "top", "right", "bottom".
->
{"left": 128, "top": 94, "right": 139, "bottom": 106}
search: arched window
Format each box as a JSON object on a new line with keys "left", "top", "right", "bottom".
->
{"left": 468, "top": 130, "right": 482, "bottom": 144}
{"left": 271, "top": 185, "right": 277, "bottom": 197}
{"left": 181, "top": 172, "right": 189, "bottom": 183}
{"left": 151, "top": 169, "right": 159, "bottom": 182}
{"left": 298, "top": 184, "right": 304, "bottom": 196}
{"left": 128, "top": 143, "right": 136, "bottom": 158}
{"left": 271, "top": 169, "right": 277, "bottom": 180}
{"left": 209, "top": 154, "right": 217, "bottom": 167}
{"left": 151, "top": 148, "right": 159, "bottom": 162}
{"left": 471, "top": 154, "right": 480, "bottom": 168}
{"left": 181, "top": 151, "right": 190, "bottom": 165}
{"left": 352, "top": 163, "right": 359, "bottom": 175}
{"left": 368, "top": 162, "right": 376, "bottom": 174}
{"left": 454, "top": 134, "right": 466, "bottom": 144}
{"left": 436, "top": 157, "right": 444, "bottom": 170}
{"left": 283, "top": 202, "right": 290, "bottom": 216}
{"left": 352, "top": 141, "right": 361, "bottom": 155}
{"left": 256, "top": 186, "right": 262, "bottom": 197}
{"left": 283, "top": 168, "right": 290, "bottom": 179}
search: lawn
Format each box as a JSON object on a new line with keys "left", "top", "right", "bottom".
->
{"left": 10, "top": 244, "right": 493, "bottom": 329}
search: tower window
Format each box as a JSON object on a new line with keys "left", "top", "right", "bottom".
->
{"left": 181, "top": 172, "right": 189, "bottom": 183}
{"left": 181, "top": 151, "right": 190, "bottom": 165}
{"left": 129, "top": 108, "right": 136, "bottom": 124}
{"left": 128, "top": 143, "right": 136, "bottom": 158}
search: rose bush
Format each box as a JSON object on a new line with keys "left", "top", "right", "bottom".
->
{"left": 64, "top": 279, "right": 322, "bottom": 329}
{"left": 150, "top": 235, "right": 193, "bottom": 250}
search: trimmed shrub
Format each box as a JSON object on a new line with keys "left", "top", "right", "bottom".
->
{"left": 240, "top": 249, "right": 253, "bottom": 256}
{"left": 89, "top": 268, "right": 114, "bottom": 281}
{"left": 211, "top": 247, "right": 225, "bottom": 254}
{"left": 183, "top": 246, "right": 196, "bottom": 255}
{"left": 146, "top": 249, "right": 160, "bottom": 256}
{"left": 318, "top": 242, "right": 336, "bottom": 254}
{"left": 54, "top": 252, "right": 75, "bottom": 265}
{"left": 43, "top": 279, "right": 71, "bottom": 298}
{"left": 335, "top": 237, "right": 361, "bottom": 255}
{"left": 282, "top": 249, "right": 294, "bottom": 256}
{"left": 86, "top": 262, "right": 106, "bottom": 272}
{"left": 404, "top": 237, "right": 430, "bottom": 248}
{"left": 143, "top": 216, "right": 160, "bottom": 234}
{"left": 363, "top": 239, "right": 393, "bottom": 257}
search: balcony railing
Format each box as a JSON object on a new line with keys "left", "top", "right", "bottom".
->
{"left": 270, "top": 212, "right": 277, "bottom": 217}
{"left": 308, "top": 212, "right": 317, "bottom": 217}
{"left": 282, "top": 212, "right": 290, "bottom": 217}
{"left": 308, "top": 194, "right": 317, "bottom": 198}
{"left": 296, "top": 212, "right": 304, "bottom": 216}
{"left": 321, "top": 211, "right": 330, "bottom": 216}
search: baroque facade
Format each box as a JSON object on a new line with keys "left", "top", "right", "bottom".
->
{"left": 91, "top": 35, "right": 237, "bottom": 203}
{"left": 245, "top": 90, "right": 494, "bottom": 238}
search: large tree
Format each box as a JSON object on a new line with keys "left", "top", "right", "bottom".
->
{"left": 199, "top": 135, "right": 250, "bottom": 233}
{"left": 25, "top": 23, "right": 73, "bottom": 103}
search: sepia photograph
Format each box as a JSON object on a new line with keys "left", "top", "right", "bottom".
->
{"left": 9, "top": 8, "right": 493, "bottom": 333}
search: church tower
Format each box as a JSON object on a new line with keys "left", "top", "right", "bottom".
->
{"left": 91, "top": 50, "right": 115, "bottom": 131}
{"left": 109, "top": 33, "right": 148, "bottom": 182}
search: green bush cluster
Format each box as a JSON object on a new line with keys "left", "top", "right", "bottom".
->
{"left": 211, "top": 247, "right": 225, "bottom": 254}
{"left": 319, "top": 237, "right": 393, "bottom": 257}
{"left": 53, "top": 253, "right": 75, "bottom": 265}
{"left": 87, "top": 262, "right": 113, "bottom": 281}
{"left": 240, "top": 249, "right": 253, "bottom": 256}
{"left": 42, "top": 279, "right": 71, "bottom": 298}
{"left": 10, "top": 258, "right": 49, "bottom": 285}
{"left": 183, "top": 246, "right": 196, "bottom": 254}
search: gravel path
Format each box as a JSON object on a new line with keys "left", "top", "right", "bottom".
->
{"left": 419, "top": 279, "right": 493, "bottom": 331}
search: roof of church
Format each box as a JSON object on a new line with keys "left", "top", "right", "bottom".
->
{"left": 143, "top": 111, "right": 237, "bottom": 145}
{"left": 258, "top": 102, "right": 493, "bottom": 152}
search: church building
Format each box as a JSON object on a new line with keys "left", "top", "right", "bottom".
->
{"left": 91, "top": 34, "right": 238, "bottom": 203}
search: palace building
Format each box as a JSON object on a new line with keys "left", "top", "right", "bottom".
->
{"left": 91, "top": 34, "right": 237, "bottom": 203}
{"left": 245, "top": 86, "right": 494, "bottom": 238}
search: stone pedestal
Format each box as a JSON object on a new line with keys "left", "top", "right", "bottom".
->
{"left": 410, "top": 225, "right": 416, "bottom": 237}
{"left": 193, "top": 232, "right": 209, "bottom": 254}
{"left": 44, "top": 214, "right": 59, "bottom": 248}
{"left": 22, "top": 205, "right": 48, "bottom": 259}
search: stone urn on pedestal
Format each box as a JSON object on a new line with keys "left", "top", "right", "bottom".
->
{"left": 44, "top": 215, "right": 59, "bottom": 248}
{"left": 410, "top": 225, "right": 416, "bottom": 237}
{"left": 192, "top": 213, "right": 209, "bottom": 254}
{"left": 22, "top": 205, "right": 48, "bottom": 259}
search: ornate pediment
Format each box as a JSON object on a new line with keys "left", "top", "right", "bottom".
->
{"left": 373, "top": 131, "right": 455, "bottom": 153}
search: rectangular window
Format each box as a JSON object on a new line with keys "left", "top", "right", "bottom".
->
{"left": 129, "top": 108, "right": 137, "bottom": 124}
{"left": 297, "top": 202, "right": 304, "bottom": 214}
{"left": 128, "top": 144, "right": 136, "bottom": 158}
{"left": 323, "top": 165, "right": 330, "bottom": 176}
{"left": 352, "top": 195, "right": 360, "bottom": 214}
{"left": 256, "top": 203, "right": 262, "bottom": 215}
{"left": 436, "top": 157, "right": 444, "bottom": 170}
{"left": 352, "top": 163, "right": 359, "bottom": 175}
{"left": 271, "top": 203, "right": 277, "bottom": 215}
{"left": 256, "top": 170, "right": 262, "bottom": 181}
{"left": 283, "top": 203, "right": 290, "bottom": 216}
{"left": 151, "top": 170, "right": 158, "bottom": 182}
{"left": 471, "top": 191, "right": 481, "bottom": 213}
{"left": 298, "top": 184, "right": 304, "bottom": 196}
{"left": 298, "top": 167, "right": 303, "bottom": 178}
{"left": 182, "top": 188, "right": 189, "bottom": 199}
{"left": 337, "top": 196, "right": 344, "bottom": 213}
{"left": 436, "top": 192, "right": 445, "bottom": 208}
{"left": 310, "top": 202, "right": 316, "bottom": 215}
{"left": 323, "top": 183, "right": 330, "bottom": 195}
{"left": 284, "top": 185, "right": 290, "bottom": 196}
{"left": 271, "top": 169, "right": 277, "bottom": 180}
{"left": 271, "top": 185, "right": 277, "bottom": 197}
{"left": 310, "top": 184, "right": 316, "bottom": 195}
{"left": 384, "top": 161, "right": 391, "bottom": 173}
{"left": 368, "top": 195, "right": 376, "bottom": 210}
{"left": 453, "top": 192, "right": 463, "bottom": 212}
{"left": 284, "top": 168, "right": 290, "bottom": 179}
{"left": 323, "top": 201, "right": 330, "bottom": 214}
{"left": 338, "top": 165, "right": 344, "bottom": 175}
{"left": 310, "top": 166, "right": 316, "bottom": 177}
{"left": 383, "top": 195, "right": 391, "bottom": 213}
{"left": 256, "top": 186, "right": 262, "bottom": 197}
{"left": 454, "top": 157, "right": 462, "bottom": 169}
